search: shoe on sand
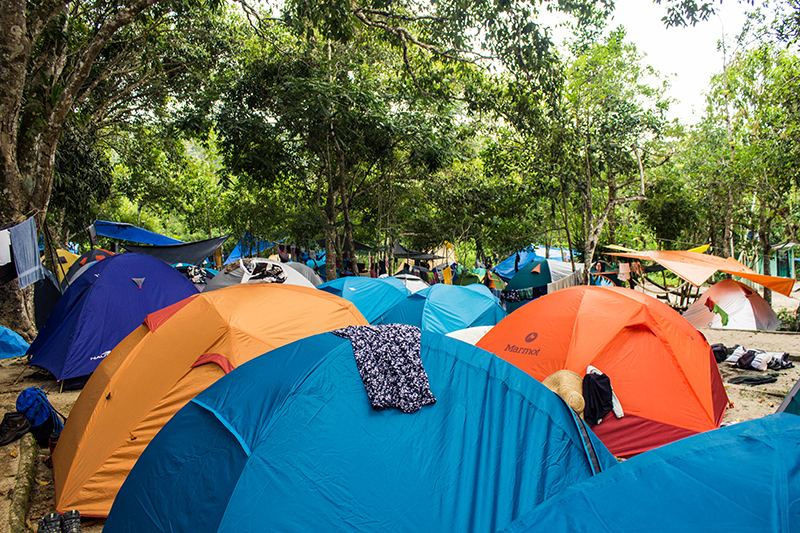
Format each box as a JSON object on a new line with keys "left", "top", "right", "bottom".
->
{"left": 0, "top": 411, "right": 31, "bottom": 446}
{"left": 37, "top": 512, "right": 61, "bottom": 533}
{"left": 60, "top": 509, "right": 82, "bottom": 533}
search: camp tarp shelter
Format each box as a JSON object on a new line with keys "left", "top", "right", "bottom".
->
{"left": 477, "top": 286, "right": 728, "bottom": 457}
{"left": 503, "top": 258, "right": 583, "bottom": 312}
{"left": 62, "top": 249, "right": 114, "bottom": 287}
{"left": 316, "top": 238, "right": 374, "bottom": 252}
{"left": 607, "top": 249, "right": 795, "bottom": 297}
{"left": 203, "top": 258, "right": 315, "bottom": 292}
{"left": 777, "top": 379, "right": 800, "bottom": 416}
{"left": 27, "top": 254, "right": 198, "bottom": 383}
{"left": 683, "top": 279, "right": 779, "bottom": 331}
{"left": 105, "top": 330, "right": 616, "bottom": 532}
{"left": 501, "top": 414, "right": 800, "bottom": 533}
{"left": 122, "top": 234, "right": 229, "bottom": 266}
{"left": 52, "top": 284, "right": 367, "bottom": 517}
{"left": 0, "top": 325, "right": 29, "bottom": 359}
{"left": 381, "top": 284, "right": 507, "bottom": 335}
{"left": 392, "top": 273, "right": 430, "bottom": 293}
{"left": 91, "top": 220, "right": 183, "bottom": 245}
{"left": 318, "top": 276, "right": 409, "bottom": 324}
{"left": 224, "top": 234, "right": 286, "bottom": 265}
{"left": 285, "top": 261, "right": 323, "bottom": 286}
{"left": 392, "top": 242, "right": 442, "bottom": 260}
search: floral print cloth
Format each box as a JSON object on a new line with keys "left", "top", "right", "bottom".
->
{"left": 332, "top": 324, "right": 436, "bottom": 414}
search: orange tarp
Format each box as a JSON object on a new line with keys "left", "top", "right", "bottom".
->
{"left": 606, "top": 250, "right": 795, "bottom": 297}
{"left": 477, "top": 286, "right": 727, "bottom": 457}
{"left": 53, "top": 283, "right": 368, "bottom": 517}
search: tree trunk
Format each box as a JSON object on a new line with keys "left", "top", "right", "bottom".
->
{"left": 0, "top": 282, "right": 36, "bottom": 343}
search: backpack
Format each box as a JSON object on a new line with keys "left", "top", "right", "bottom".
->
{"left": 16, "top": 387, "right": 65, "bottom": 447}
{"left": 710, "top": 343, "right": 728, "bottom": 363}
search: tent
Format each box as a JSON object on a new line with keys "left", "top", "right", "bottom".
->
{"left": 445, "top": 325, "right": 493, "bottom": 345}
{"left": 50, "top": 249, "right": 78, "bottom": 282}
{"left": 381, "top": 284, "right": 507, "bottom": 335}
{"left": 122, "top": 234, "right": 229, "bottom": 266}
{"left": 502, "top": 258, "right": 583, "bottom": 312}
{"left": 392, "top": 273, "right": 430, "bottom": 293}
{"left": 494, "top": 245, "right": 572, "bottom": 280}
{"left": 318, "top": 276, "right": 409, "bottom": 324}
{"left": 27, "top": 253, "right": 197, "bottom": 384}
{"left": 105, "top": 329, "right": 616, "bottom": 531}
{"left": 33, "top": 267, "right": 62, "bottom": 329}
{"left": 203, "top": 258, "right": 315, "bottom": 292}
{"left": 683, "top": 279, "right": 779, "bottom": 331}
{"left": 477, "top": 286, "right": 728, "bottom": 457}
{"left": 62, "top": 248, "right": 114, "bottom": 287}
{"left": 285, "top": 261, "right": 323, "bottom": 286}
{"left": 0, "top": 325, "right": 29, "bottom": 359}
{"left": 777, "top": 378, "right": 800, "bottom": 416}
{"left": 52, "top": 284, "right": 367, "bottom": 517}
{"left": 501, "top": 414, "right": 800, "bottom": 533}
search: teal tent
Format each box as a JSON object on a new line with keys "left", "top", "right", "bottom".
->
{"left": 381, "top": 284, "right": 506, "bottom": 334}
{"left": 106, "top": 329, "right": 615, "bottom": 532}
{"left": 318, "top": 276, "right": 409, "bottom": 323}
{"left": 501, "top": 414, "right": 800, "bottom": 533}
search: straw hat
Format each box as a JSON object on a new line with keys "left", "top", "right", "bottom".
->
{"left": 542, "top": 369, "right": 585, "bottom": 418}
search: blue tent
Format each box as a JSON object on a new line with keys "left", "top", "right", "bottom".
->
{"left": 501, "top": 414, "right": 800, "bottom": 533}
{"left": 381, "top": 284, "right": 507, "bottom": 335}
{"left": 494, "top": 245, "right": 569, "bottom": 281}
{"left": 106, "top": 330, "right": 616, "bottom": 532}
{"left": 376, "top": 275, "right": 409, "bottom": 293}
{"left": 27, "top": 253, "right": 198, "bottom": 383}
{"left": 317, "top": 276, "right": 409, "bottom": 323}
{"left": 0, "top": 326, "right": 29, "bottom": 359}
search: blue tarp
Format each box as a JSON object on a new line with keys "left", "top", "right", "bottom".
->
{"left": 317, "top": 276, "right": 409, "bottom": 324}
{"left": 224, "top": 234, "right": 286, "bottom": 265}
{"left": 92, "top": 220, "right": 183, "bottom": 246}
{"left": 0, "top": 326, "right": 29, "bottom": 359}
{"left": 106, "top": 330, "right": 616, "bottom": 532}
{"left": 380, "top": 284, "right": 507, "bottom": 334}
{"left": 501, "top": 414, "right": 800, "bottom": 533}
{"left": 27, "top": 254, "right": 198, "bottom": 382}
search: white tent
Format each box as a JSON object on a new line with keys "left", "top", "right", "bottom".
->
{"left": 203, "top": 258, "right": 315, "bottom": 292}
{"left": 683, "top": 279, "right": 779, "bottom": 331}
{"left": 446, "top": 325, "right": 494, "bottom": 345}
{"left": 392, "top": 273, "right": 430, "bottom": 293}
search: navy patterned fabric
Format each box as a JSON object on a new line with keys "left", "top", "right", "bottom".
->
{"left": 332, "top": 324, "right": 436, "bottom": 413}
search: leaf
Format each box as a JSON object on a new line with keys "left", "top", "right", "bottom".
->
{"left": 35, "top": 479, "right": 51, "bottom": 486}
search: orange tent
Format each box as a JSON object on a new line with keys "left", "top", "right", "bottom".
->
{"left": 476, "top": 286, "right": 727, "bottom": 457}
{"left": 53, "top": 284, "right": 368, "bottom": 517}
{"left": 606, "top": 249, "right": 795, "bottom": 296}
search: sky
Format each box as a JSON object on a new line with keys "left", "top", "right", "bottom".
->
{"left": 607, "top": 0, "right": 751, "bottom": 124}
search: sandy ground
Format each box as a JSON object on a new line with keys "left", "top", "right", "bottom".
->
{"left": 0, "top": 286, "right": 797, "bottom": 532}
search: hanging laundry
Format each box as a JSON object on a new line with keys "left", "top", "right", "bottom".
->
{"left": 9, "top": 217, "right": 44, "bottom": 289}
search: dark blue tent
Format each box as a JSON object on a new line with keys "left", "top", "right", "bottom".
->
{"left": 381, "top": 284, "right": 507, "bottom": 334}
{"left": 501, "top": 414, "right": 800, "bottom": 533}
{"left": 317, "top": 276, "right": 409, "bottom": 323}
{"left": 0, "top": 325, "right": 28, "bottom": 359}
{"left": 106, "top": 330, "right": 616, "bottom": 532}
{"left": 27, "top": 253, "right": 197, "bottom": 383}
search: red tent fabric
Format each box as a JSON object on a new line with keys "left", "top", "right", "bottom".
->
{"left": 477, "top": 286, "right": 728, "bottom": 456}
